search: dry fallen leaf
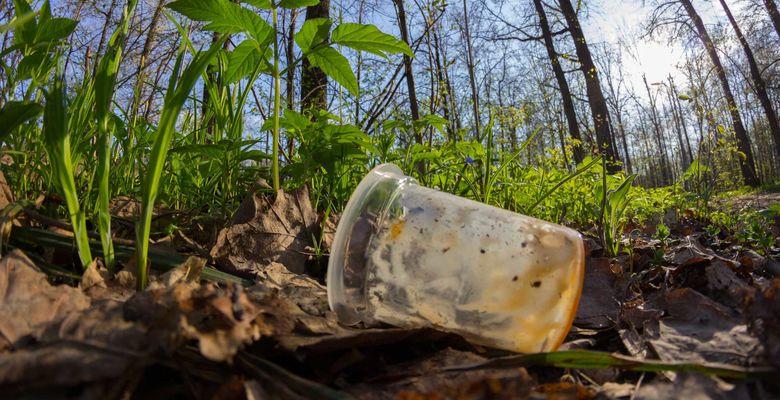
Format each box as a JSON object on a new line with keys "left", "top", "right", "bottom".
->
{"left": 0, "top": 249, "right": 90, "bottom": 349}
{"left": 645, "top": 288, "right": 762, "bottom": 365}
{"left": 574, "top": 257, "right": 629, "bottom": 329}
{"left": 211, "top": 186, "right": 319, "bottom": 276}
{"left": 634, "top": 372, "right": 751, "bottom": 400}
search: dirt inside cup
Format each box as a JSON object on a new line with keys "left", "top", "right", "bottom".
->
{"left": 327, "top": 163, "right": 585, "bottom": 353}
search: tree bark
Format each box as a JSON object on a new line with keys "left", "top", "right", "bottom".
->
{"left": 718, "top": 0, "right": 780, "bottom": 162}
{"left": 285, "top": 8, "right": 298, "bottom": 156}
{"left": 764, "top": 0, "right": 780, "bottom": 40}
{"left": 300, "top": 0, "right": 329, "bottom": 113}
{"left": 558, "top": 0, "right": 620, "bottom": 172}
{"left": 129, "top": 0, "right": 165, "bottom": 125}
{"left": 461, "top": 0, "right": 481, "bottom": 139}
{"left": 433, "top": 26, "right": 460, "bottom": 139}
{"left": 642, "top": 75, "right": 671, "bottom": 185}
{"left": 681, "top": 0, "right": 759, "bottom": 186}
{"left": 669, "top": 76, "right": 694, "bottom": 166}
{"left": 614, "top": 106, "right": 632, "bottom": 175}
{"left": 392, "top": 0, "right": 423, "bottom": 175}
{"left": 533, "top": 0, "right": 583, "bottom": 165}
{"left": 286, "top": 8, "right": 298, "bottom": 111}
{"left": 95, "top": 0, "right": 119, "bottom": 67}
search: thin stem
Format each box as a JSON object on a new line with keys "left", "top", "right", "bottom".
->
{"left": 272, "top": 6, "right": 281, "bottom": 192}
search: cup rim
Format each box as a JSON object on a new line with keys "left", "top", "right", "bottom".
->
{"left": 327, "top": 163, "right": 404, "bottom": 324}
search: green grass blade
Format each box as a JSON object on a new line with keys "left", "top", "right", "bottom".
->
{"left": 94, "top": 0, "right": 140, "bottom": 273}
{"left": 525, "top": 156, "right": 601, "bottom": 213}
{"left": 443, "top": 350, "right": 775, "bottom": 380}
{"left": 43, "top": 75, "right": 92, "bottom": 268}
{"left": 135, "top": 38, "right": 226, "bottom": 290}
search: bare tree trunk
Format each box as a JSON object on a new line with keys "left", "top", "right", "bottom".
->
{"left": 129, "top": 0, "right": 165, "bottom": 125}
{"left": 63, "top": 0, "right": 88, "bottom": 76}
{"left": 202, "top": 31, "right": 221, "bottom": 138}
{"left": 300, "top": 0, "right": 329, "bottom": 113}
{"left": 719, "top": 0, "right": 780, "bottom": 163}
{"left": 95, "top": 0, "right": 119, "bottom": 68}
{"left": 764, "top": 0, "right": 780, "bottom": 40}
{"left": 285, "top": 9, "right": 298, "bottom": 111}
{"left": 353, "top": 0, "right": 364, "bottom": 123}
{"left": 662, "top": 79, "right": 689, "bottom": 171}
{"left": 614, "top": 107, "right": 632, "bottom": 174}
{"left": 669, "top": 76, "right": 694, "bottom": 165}
{"left": 642, "top": 75, "right": 671, "bottom": 184}
{"left": 430, "top": 24, "right": 454, "bottom": 140}
{"left": 558, "top": 0, "right": 620, "bottom": 172}
{"left": 681, "top": 0, "right": 758, "bottom": 186}
{"left": 533, "top": 0, "right": 583, "bottom": 165}
{"left": 285, "top": 8, "right": 298, "bottom": 155}
{"left": 393, "top": 0, "right": 423, "bottom": 175}
{"left": 433, "top": 26, "right": 460, "bottom": 139}
{"left": 460, "top": 0, "right": 481, "bottom": 139}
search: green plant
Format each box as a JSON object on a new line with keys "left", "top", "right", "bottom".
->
{"left": 42, "top": 75, "right": 92, "bottom": 267}
{"left": 167, "top": 0, "right": 412, "bottom": 193}
{"left": 135, "top": 40, "right": 226, "bottom": 290}
{"left": 599, "top": 170, "right": 637, "bottom": 257}
{"left": 93, "top": 0, "right": 139, "bottom": 272}
{"left": 655, "top": 222, "right": 670, "bottom": 243}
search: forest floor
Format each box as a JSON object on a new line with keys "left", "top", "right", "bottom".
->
{"left": 1, "top": 185, "right": 779, "bottom": 399}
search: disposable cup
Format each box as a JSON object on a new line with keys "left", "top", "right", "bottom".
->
{"left": 327, "top": 163, "right": 585, "bottom": 352}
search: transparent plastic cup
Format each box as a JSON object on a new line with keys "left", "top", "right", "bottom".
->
{"left": 327, "top": 163, "right": 585, "bottom": 353}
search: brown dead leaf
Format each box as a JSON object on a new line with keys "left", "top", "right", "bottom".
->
{"left": 645, "top": 288, "right": 762, "bottom": 365}
{"left": 154, "top": 255, "right": 207, "bottom": 287}
{"left": 0, "top": 249, "right": 90, "bottom": 349}
{"left": 109, "top": 195, "right": 141, "bottom": 218}
{"left": 211, "top": 186, "right": 319, "bottom": 276}
{"left": 745, "top": 278, "right": 780, "bottom": 367}
{"left": 0, "top": 250, "right": 296, "bottom": 396}
{"left": 353, "top": 366, "right": 534, "bottom": 400}
{"left": 321, "top": 212, "right": 340, "bottom": 252}
{"left": 574, "top": 257, "right": 629, "bottom": 329}
{"left": 254, "top": 261, "right": 330, "bottom": 316}
{"left": 0, "top": 170, "right": 14, "bottom": 211}
{"left": 634, "top": 372, "right": 750, "bottom": 400}
{"left": 124, "top": 282, "right": 284, "bottom": 362}
{"left": 80, "top": 260, "right": 136, "bottom": 302}
{"left": 670, "top": 236, "right": 717, "bottom": 266}
{"left": 534, "top": 382, "right": 597, "bottom": 399}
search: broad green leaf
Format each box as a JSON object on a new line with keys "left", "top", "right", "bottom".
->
{"left": 39, "top": 0, "right": 52, "bottom": 22}
{"left": 1, "top": 10, "right": 36, "bottom": 34}
{"left": 416, "top": 114, "right": 449, "bottom": 135}
{"left": 168, "top": 0, "right": 274, "bottom": 45}
{"left": 34, "top": 17, "right": 77, "bottom": 43}
{"left": 17, "top": 53, "right": 51, "bottom": 81}
{"left": 242, "top": 0, "right": 273, "bottom": 9}
{"left": 331, "top": 23, "right": 413, "bottom": 58}
{"left": 294, "top": 18, "right": 331, "bottom": 52}
{"left": 225, "top": 40, "right": 265, "bottom": 84}
{"left": 0, "top": 101, "right": 42, "bottom": 142}
{"left": 283, "top": 109, "right": 311, "bottom": 131}
{"left": 239, "top": 149, "right": 270, "bottom": 162}
{"left": 305, "top": 46, "right": 357, "bottom": 96}
{"left": 12, "top": 0, "right": 37, "bottom": 45}
{"left": 279, "top": 0, "right": 319, "bottom": 8}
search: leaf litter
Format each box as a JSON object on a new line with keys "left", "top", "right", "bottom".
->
{"left": 1, "top": 187, "right": 779, "bottom": 399}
